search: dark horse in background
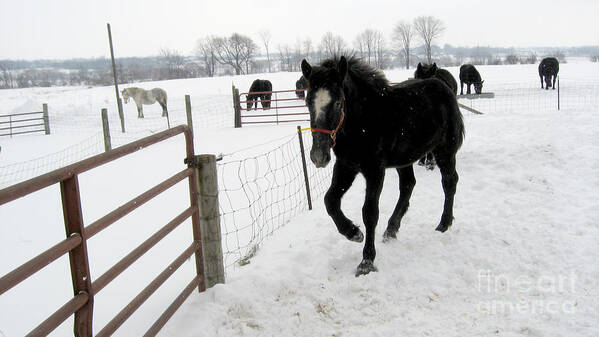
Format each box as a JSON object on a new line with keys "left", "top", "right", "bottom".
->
{"left": 414, "top": 62, "right": 458, "bottom": 95}
{"left": 247, "top": 79, "right": 273, "bottom": 110}
{"left": 295, "top": 76, "right": 308, "bottom": 99}
{"left": 459, "top": 64, "right": 484, "bottom": 95}
{"left": 413, "top": 62, "right": 458, "bottom": 170}
{"left": 302, "top": 56, "right": 464, "bottom": 276}
{"left": 539, "top": 57, "right": 559, "bottom": 90}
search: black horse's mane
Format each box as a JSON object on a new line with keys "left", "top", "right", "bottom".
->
{"left": 320, "top": 56, "right": 390, "bottom": 96}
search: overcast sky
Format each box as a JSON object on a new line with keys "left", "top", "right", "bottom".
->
{"left": 1, "top": 0, "right": 598, "bottom": 60}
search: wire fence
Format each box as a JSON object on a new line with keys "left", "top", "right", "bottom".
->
{"left": 0, "top": 132, "right": 106, "bottom": 187}
{"left": 0, "top": 94, "right": 233, "bottom": 188}
{"left": 217, "top": 130, "right": 332, "bottom": 270}
{"left": 458, "top": 78, "right": 599, "bottom": 114}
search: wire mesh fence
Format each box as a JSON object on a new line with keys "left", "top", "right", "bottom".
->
{"left": 216, "top": 130, "right": 333, "bottom": 270}
{"left": 457, "top": 78, "right": 599, "bottom": 114}
{"left": 0, "top": 132, "right": 105, "bottom": 187}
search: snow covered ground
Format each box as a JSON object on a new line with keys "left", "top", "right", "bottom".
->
{"left": 1, "top": 59, "right": 598, "bottom": 336}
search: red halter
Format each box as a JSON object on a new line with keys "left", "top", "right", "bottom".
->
{"left": 311, "top": 99, "right": 345, "bottom": 147}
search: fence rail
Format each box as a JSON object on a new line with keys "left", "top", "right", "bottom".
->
{"left": 233, "top": 86, "right": 309, "bottom": 127}
{"left": 0, "top": 104, "right": 50, "bottom": 137}
{"left": 0, "top": 125, "right": 223, "bottom": 337}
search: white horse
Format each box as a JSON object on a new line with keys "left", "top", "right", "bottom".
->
{"left": 121, "top": 87, "right": 168, "bottom": 118}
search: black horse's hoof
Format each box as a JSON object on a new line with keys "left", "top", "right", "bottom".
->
{"left": 436, "top": 216, "right": 454, "bottom": 233}
{"left": 435, "top": 222, "right": 453, "bottom": 232}
{"left": 382, "top": 230, "right": 397, "bottom": 242}
{"left": 345, "top": 226, "right": 364, "bottom": 243}
{"left": 435, "top": 224, "right": 449, "bottom": 232}
{"left": 355, "top": 260, "right": 378, "bottom": 277}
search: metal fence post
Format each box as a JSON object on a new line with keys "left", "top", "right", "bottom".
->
{"left": 232, "top": 85, "right": 241, "bottom": 128}
{"left": 42, "top": 103, "right": 50, "bottom": 135}
{"left": 185, "top": 95, "right": 194, "bottom": 137}
{"left": 190, "top": 154, "right": 224, "bottom": 288}
{"left": 101, "top": 108, "right": 112, "bottom": 152}
{"left": 60, "top": 175, "right": 94, "bottom": 337}
{"left": 297, "top": 126, "right": 313, "bottom": 210}
{"left": 557, "top": 76, "right": 560, "bottom": 111}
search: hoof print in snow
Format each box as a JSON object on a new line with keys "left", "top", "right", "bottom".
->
{"left": 355, "top": 260, "right": 378, "bottom": 277}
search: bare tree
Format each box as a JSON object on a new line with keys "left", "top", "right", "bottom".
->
{"left": 392, "top": 21, "right": 414, "bottom": 69}
{"left": 278, "top": 44, "right": 292, "bottom": 72}
{"left": 0, "top": 62, "right": 16, "bottom": 89}
{"left": 159, "top": 47, "right": 186, "bottom": 79}
{"left": 371, "top": 30, "right": 386, "bottom": 69}
{"left": 303, "top": 38, "right": 313, "bottom": 62}
{"left": 319, "top": 32, "right": 349, "bottom": 59}
{"left": 413, "top": 16, "right": 445, "bottom": 63}
{"left": 213, "top": 33, "right": 258, "bottom": 75}
{"left": 195, "top": 36, "right": 218, "bottom": 77}
{"left": 354, "top": 29, "right": 385, "bottom": 67}
{"left": 258, "top": 30, "right": 272, "bottom": 72}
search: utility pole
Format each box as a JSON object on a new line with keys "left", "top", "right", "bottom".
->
{"left": 107, "top": 23, "right": 125, "bottom": 133}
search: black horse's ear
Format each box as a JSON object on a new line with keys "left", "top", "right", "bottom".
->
{"left": 417, "top": 63, "right": 422, "bottom": 71}
{"left": 338, "top": 56, "right": 348, "bottom": 83}
{"left": 301, "top": 59, "right": 312, "bottom": 79}
{"left": 432, "top": 63, "right": 438, "bottom": 71}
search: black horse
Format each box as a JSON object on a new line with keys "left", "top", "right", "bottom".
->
{"left": 459, "top": 64, "right": 484, "bottom": 95}
{"left": 414, "top": 62, "right": 458, "bottom": 95}
{"left": 247, "top": 79, "right": 273, "bottom": 110}
{"left": 301, "top": 56, "right": 464, "bottom": 276}
{"left": 295, "top": 75, "right": 308, "bottom": 99}
{"left": 538, "top": 57, "right": 559, "bottom": 90}
{"left": 413, "top": 62, "right": 458, "bottom": 170}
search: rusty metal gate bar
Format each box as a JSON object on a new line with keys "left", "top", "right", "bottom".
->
{"left": 0, "top": 110, "right": 47, "bottom": 137}
{"left": 0, "top": 125, "right": 206, "bottom": 337}
{"left": 238, "top": 88, "right": 309, "bottom": 126}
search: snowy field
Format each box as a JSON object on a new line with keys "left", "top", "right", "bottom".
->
{"left": 1, "top": 58, "right": 598, "bottom": 336}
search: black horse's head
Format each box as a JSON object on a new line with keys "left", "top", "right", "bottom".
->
{"left": 474, "top": 80, "right": 484, "bottom": 94}
{"left": 301, "top": 57, "right": 348, "bottom": 168}
{"left": 414, "top": 62, "right": 438, "bottom": 79}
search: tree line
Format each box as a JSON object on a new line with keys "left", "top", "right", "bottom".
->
{"left": 1, "top": 15, "right": 596, "bottom": 89}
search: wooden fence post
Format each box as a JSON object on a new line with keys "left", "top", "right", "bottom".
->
{"left": 61, "top": 175, "right": 94, "bottom": 337}
{"left": 101, "top": 108, "right": 112, "bottom": 152}
{"left": 185, "top": 95, "right": 194, "bottom": 137}
{"left": 297, "top": 126, "right": 312, "bottom": 210}
{"left": 191, "top": 154, "right": 224, "bottom": 288}
{"left": 42, "top": 103, "right": 50, "bottom": 135}
{"left": 232, "top": 85, "right": 241, "bottom": 128}
{"left": 117, "top": 98, "right": 125, "bottom": 133}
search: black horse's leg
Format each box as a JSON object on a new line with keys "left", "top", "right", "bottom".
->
{"left": 460, "top": 81, "right": 464, "bottom": 95}
{"left": 466, "top": 83, "right": 471, "bottom": 95}
{"left": 540, "top": 75, "right": 544, "bottom": 89}
{"left": 433, "top": 151, "right": 459, "bottom": 232}
{"left": 383, "top": 166, "right": 416, "bottom": 241}
{"left": 325, "top": 161, "right": 363, "bottom": 242}
{"left": 552, "top": 75, "right": 556, "bottom": 90}
{"left": 356, "top": 166, "right": 385, "bottom": 276}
